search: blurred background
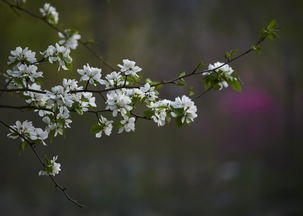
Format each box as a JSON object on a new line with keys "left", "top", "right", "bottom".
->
{"left": 0, "top": 0, "right": 302, "bottom": 215}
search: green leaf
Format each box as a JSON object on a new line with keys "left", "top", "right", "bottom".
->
{"left": 251, "top": 45, "right": 261, "bottom": 53}
{"left": 177, "top": 80, "right": 186, "bottom": 87}
{"left": 188, "top": 87, "right": 194, "bottom": 97}
{"left": 172, "top": 108, "right": 185, "bottom": 117}
{"left": 202, "top": 78, "right": 212, "bottom": 90}
{"left": 260, "top": 19, "right": 279, "bottom": 40}
{"left": 195, "top": 62, "right": 205, "bottom": 71}
{"left": 132, "top": 96, "right": 141, "bottom": 104}
{"left": 224, "top": 52, "right": 231, "bottom": 59}
{"left": 116, "top": 121, "right": 124, "bottom": 129}
{"left": 225, "top": 49, "right": 238, "bottom": 59}
{"left": 75, "top": 106, "right": 83, "bottom": 115}
{"left": 154, "top": 84, "right": 163, "bottom": 89}
{"left": 85, "top": 39, "right": 96, "bottom": 44}
{"left": 178, "top": 72, "right": 186, "bottom": 78}
{"left": 20, "top": 141, "right": 27, "bottom": 152}
{"left": 231, "top": 49, "right": 238, "bottom": 56}
{"left": 144, "top": 110, "right": 154, "bottom": 118}
{"left": 67, "top": 29, "right": 79, "bottom": 36}
{"left": 126, "top": 75, "right": 140, "bottom": 83}
{"left": 90, "top": 124, "right": 102, "bottom": 134}
{"left": 267, "top": 19, "right": 277, "bottom": 30}
{"left": 49, "top": 131, "right": 55, "bottom": 144}
{"left": 146, "top": 78, "right": 158, "bottom": 85}
{"left": 229, "top": 79, "right": 242, "bottom": 92}
{"left": 175, "top": 116, "right": 183, "bottom": 127}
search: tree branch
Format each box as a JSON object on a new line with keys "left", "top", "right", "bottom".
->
{"left": 0, "top": 119, "right": 85, "bottom": 208}
{"left": 0, "top": 0, "right": 115, "bottom": 71}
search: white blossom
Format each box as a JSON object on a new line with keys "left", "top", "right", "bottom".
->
{"left": 7, "top": 120, "right": 34, "bottom": 140}
{"left": 171, "top": 95, "right": 197, "bottom": 124}
{"left": 148, "top": 99, "right": 172, "bottom": 126}
{"left": 106, "top": 90, "right": 133, "bottom": 117}
{"left": 203, "top": 62, "right": 235, "bottom": 90}
{"left": 42, "top": 43, "right": 72, "bottom": 70}
{"left": 40, "top": 3, "right": 59, "bottom": 25}
{"left": 118, "top": 117, "right": 136, "bottom": 133}
{"left": 46, "top": 85, "right": 73, "bottom": 107}
{"left": 140, "top": 83, "right": 158, "bottom": 102}
{"left": 77, "top": 64, "right": 104, "bottom": 86}
{"left": 23, "top": 83, "right": 48, "bottom": 106}
{"left": 42, "top": 106, "right": 72, "bottom": 137}
{"left": 80, "top": 92, "right": 96, "bottom": 112}
{"left": 104, "top": 71, "right": 124, "bottom": 88}
{"left": 29, "top": 128, "right": 48, "bottom": 145}
{"left": 8, "top": 47, "right": 36, "bottom": 65}
{"left": 118, "top": 59, "right": 142, "bottom": 77}
{"left": 7, "top": 120, "right": 48, "bottom": 145}
{"left": 38, "top": 155, "right": 61, "bottom": 176}
{"left": 95, "top": 116, "right": 113, "bottom": 138}
{"left": 6, "top": 64, "right": 43, "bottom": 84}
{"left": 206, "top": 62, "right": 234, "bottom": 75}
{"left": 124, "top": 88, "right": 145, "bottom": 99}
{"left": 58, "top": 29, "right": 81, "bottom": 50}
{"left": 62, "top": 78, "right": 82, "bottom": 92}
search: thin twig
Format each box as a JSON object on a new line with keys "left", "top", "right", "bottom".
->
{"left": 0, "top": 0, "right": 115, "bottom": 71}
{"left": 0, "top": 104, "right": 53, "bottom": 112}
{"left": 0, "top": 119, "right": 85, "bottom": 208}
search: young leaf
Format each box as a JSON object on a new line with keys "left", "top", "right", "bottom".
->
{"left": 177, "top": 80, "right": 186, "bottom": 87}
{"left": 251, "top": 45, "right": 261, "bottom": 53}
{"left": 90, "top": 124, "right": 102, "bottom": 134}
{"left": 179, "top": 72, "right": 186, "bottom": 78}
{"left": 20, "top": 141, "right": 27, "bottom": 152}
{"left": 176, "top": 116, "right": 184, "bottom": 128}
{"left": 229, "top": 79, "right": 242, "bottom": 92}
{"left": 195, "top": 62, "right": 205, "bottom": 71}
{"left": 188, "top": 87, "right": 195, "bottom": 97}
{"left": 144, "top": 110, "right": 154, "bottom": 118}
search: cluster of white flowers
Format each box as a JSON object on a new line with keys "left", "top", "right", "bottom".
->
{"left": 7, "top": 47, "right": 36, "bottom": 65}
{"left": 6, "top": 64, "right": 43, "bottom": 88}
{"left": 40, "top": 3, "right": 59, "bottom": 25}
{"left": 202, "top": 62, "right": 237, "bottom": 90}
{"left": 147, "top": 96, "right": 197, "bottom": 127}
{"left": 148, "top": 99, "right": 172, "bottom": 126}
{"left": 118, "top": 59, "right": 142, "bottom": 77}
{"left": 106, "top": 90, "right": 133, "bottom": 117}
{"left": 58, "top": 29, "right": 81, "bottom": 50}
{"left": 118, "top": 117, "right": 136, "bottom": 133}
{"left": 7, "top": 120, "right": 48, "bottom": 145}
{"left": 95, "top": 116, "right": 113, "bottom": 138}
{"left": 104, "top": 71, "right": 124, "bottom": 88}
{"left": 3, "top": 1, "right": 202, "bottom": 179}
{"left": 171, "top": 96, "right": 198, "bottom": 124}
{"left": 39, "top": 155, "right": 61, "bottom": 176}
{"left": 42, "top": 43, "right": 72, "bottom": 70}
{"left": 5, "top": 47, "right": 42, "bottom": 89}
{"left": 23, "top": 83, "right": 47, "bottom": 106}
{"left": 37, "top": 79, "right": 97, "bottom": 136}
{"left": 77, "top": 64, "right": 104, "bottom": 86}
{"left": 5, "top": 44, "right": 200, "bottom": 176}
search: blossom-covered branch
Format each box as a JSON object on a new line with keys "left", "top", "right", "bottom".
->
{"left": 0, "top": 0, "right": 279, "bottom": 208}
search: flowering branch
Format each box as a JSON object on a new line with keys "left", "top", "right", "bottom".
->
{"left": 0, "top": 0, "right": 279, "bottom": 208}
{"left": 0, "top": 119, "right": 85, "bottom": 208}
